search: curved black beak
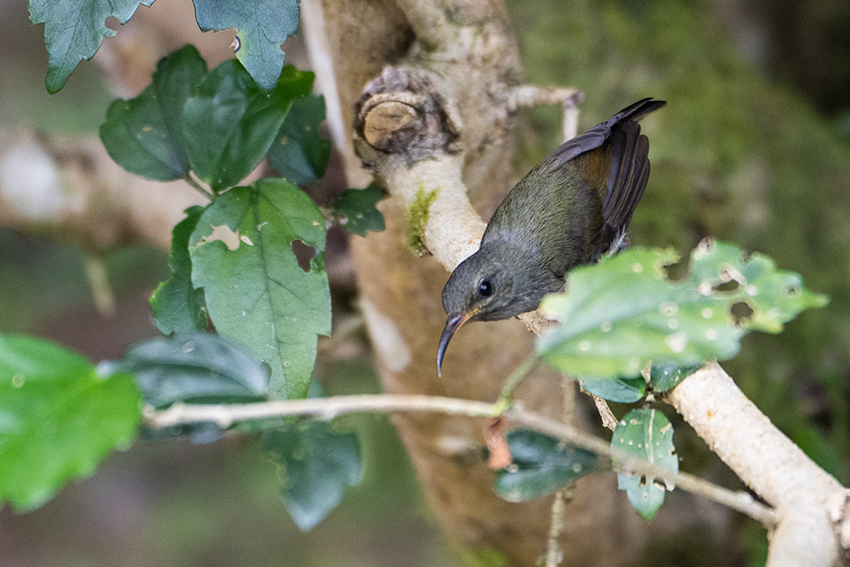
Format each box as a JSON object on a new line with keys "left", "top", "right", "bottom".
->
{"left": 437, "top": 310, "right": 476, "bottom": 377}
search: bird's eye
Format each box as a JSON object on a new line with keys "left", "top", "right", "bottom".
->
{"left": 478, "top": 279, "right": 494, "bottom": 297}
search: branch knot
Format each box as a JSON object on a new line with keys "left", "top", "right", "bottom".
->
{"left": 353, "top": 66, "right": 462, "bottom": 168}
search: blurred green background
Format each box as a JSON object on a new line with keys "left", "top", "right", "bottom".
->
{"left": 2, "top": 0, "right": 849, "bottom": 564}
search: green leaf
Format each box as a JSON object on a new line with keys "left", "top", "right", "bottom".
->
{"left": 493, "top": 429, "right": 597, "bottom": 502}
{"left": 537, "top": 239, "right": 828, "bottom": 379}
{"left": 333, "top": 184, "right": 386, "bottom": 237}
{"left": 152, "top": 45, "right": 208, "bottom": 146}
{"left": 100, "top": 46, "right": 208, "bottom": 181}
{"left": 29, "top": 0, "right": 155, "bottom": 94}
{"left": 613, "top": 408, "right": 677, "bottom": 521}
{"left": 268, "top": 94, "right": 332, "bottom": 185}
{"left": 262, "top": 421, "right": 362, "bottom": 531}
{"left": 581, "top": 375, "right": 646, "bottom": 403}
{"left": 0, "top": 335, "right": 140, "bottom": 511}
{"left": 649, "top": 361, "right": 702, "bottom": 393}
{"left": 100, "top": 91, "right": 185, "bottom": 181}
{"left": 193, "top": 0, "right": 300, "bottom": 91}
{"left": 150, "top": 45, "right": 210, "bottom": 167}
{"left": 189, "top": 179, "right": 331, "bottom": 400}
{"left": 182, "top": 62, "right": 313, "bottom": 192}
{"left": 119, "top": 333, "right": 268, "bottom": 409}
{"left": 150, "top": 207, "right": 209, "bottom": 334}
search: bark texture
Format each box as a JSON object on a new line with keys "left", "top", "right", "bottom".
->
{"left": 307, "top": 1, "right": 643, "bottom": 564}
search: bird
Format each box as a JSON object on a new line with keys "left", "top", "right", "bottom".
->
{"left": 437, "top": 98, "right": 665, "bottom": 376}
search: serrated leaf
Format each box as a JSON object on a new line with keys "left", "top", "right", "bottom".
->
{"left": 262, "top": 421, "right": 362, "bottom": 531}
{"left": 493, "top": 429, "right": 597, "bottom": 502}
{"left": 537, "top": 239, "right": 828, "bottom": 379}
{"left": 581, "top": 375, "right": 646, "bottom": 403}
{"left": 150, "top": 206, "right": 209, "bottom": 334}
{"left": 193, "top": 0, "right": 300, "bottom": 91}
{"left": 100, "top": 46, "right": 208, "bottom": 181}
{"left": 182, "top": 62, "right": 313, "bottom": 192}
{"left": 649, "top": 361, "right": 701, "bottom": 393}
{"left": 334, "top": 184, "right": 386, "bottom": 237}
{"left": 189, "top": 179, "right": 331, "bottom": 400}
{"left": 0, "top": 335, "right": 140, "bottom": 511}
{"left": 268, "top": 94, "right": 332, "bottom": 185}
{"left": 613, "top": 408, "right": 677, "bottom": 521}
{"left": 119, "top": 333, "right": 268, "bottom": 408}
{"left": 29, "top": 0, "right": 155, "bottom": 94}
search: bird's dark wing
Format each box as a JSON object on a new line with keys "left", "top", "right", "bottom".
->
{"left": 486, "top": 98, "right": 665, "bottom": 263}
{"left": 593, "top": 122, "right": 650, "bottom": 259}
{"left": 538, "top": 98, "right": 665, "bottom": 174}
{"left": 592, "top": 99, "right": 665, "bottom": 259}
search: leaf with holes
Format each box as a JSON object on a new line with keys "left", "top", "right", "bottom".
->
{"left": 262, "top": 421, "right": 362, "bottom": 531}
{"left": 29, "top": 0, "right": 155, "bottom": 93}
{"left": 613, "top": 408, "right": 677, "bottom": 521}
{"left": 493, "top": 429, "right": 597, "bottom": 502}
{"left": 182, "top": 63, "right": 314, "bottom": 192}
{"left": 333, "top": 184, "right": 386, "bottom": 237}
{"left": 189, "top": 178, "right": 331, "bottom": 400}
{"left": 0, "top": 335, "right": 140, "bottom": 511}
{"left": 100, "top": 45, "right": 208, "bottom": 181}
{"left": 268, "top": 94, "right": 332, "bottom": 185}
{"left": 537, "top": 239, "right": 828, "bottom": 380}
{"left": 150, "top": 206, "right": 209, "bottom": 335}
{"left": 193, "top": 0, "right": 300, "bottom": 91}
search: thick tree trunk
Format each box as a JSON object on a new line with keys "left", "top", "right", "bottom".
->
{"left": 305, "top": 1, "right": 643, "bottom": 564}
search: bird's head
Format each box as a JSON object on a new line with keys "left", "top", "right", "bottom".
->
{"left": 437, "top": 251, "right": 516, "bottom": 376}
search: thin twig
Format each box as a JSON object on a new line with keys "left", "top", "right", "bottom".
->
{"left": 507, "top": 86, "right": 582, "bottom": 113}
{"left": 144, "top": 393, "right": 779, "bottom": 527}
{"left": 545, "top": 490, "right": 567, "bottom": 566}
{"left": 543, "top": 376, "right": 577, "bottom": 566}
{"left": 561, "top": 94, "right": 582, "bottom": 142}
{"left": 510, "top": 409, "right": 780, "bottom": 527}
{"left": 83, "top": 254, "right": 115, "bottom": 316}
{"left": 145, "top": 394, "right": 499, "bottom": 429}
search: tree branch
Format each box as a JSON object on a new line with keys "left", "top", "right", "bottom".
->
{"left": 395, "top": 0, "right": 455, "bottom": 51}
{"left": 668, "top": 362, "right": 848, "bottom": 566}
{"left": 0, "top": 131, "right": 204, "bottom": 252}
{"left": 545, "top": 489, "right": 568, "bottom": 566}
{"left": 350, "top": 65, "right": 848, "bottom": 565}
{"left": 143, "top": 392, "right": 779, "bottom": 526}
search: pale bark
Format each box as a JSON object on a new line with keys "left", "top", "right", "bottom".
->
{"left": 303, "top": 1, "right": 643, "bottom": 565}
{"left": 669, "top": 363, "right": 849, "bottom": 567}
{"left": 304, "top": 1, "right": 849, "bottom": 565}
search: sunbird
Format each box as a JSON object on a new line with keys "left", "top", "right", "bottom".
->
{"left": 437, "top": 98, "right": 666, "bottom": 375}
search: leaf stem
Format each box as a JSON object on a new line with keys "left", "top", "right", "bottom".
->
{"left": 544, "top": 488, "right": 570, "bottom": 567}
{"left": 494, "top": 354, "right": 540, "bottom": 412}
{"left": 185, "top": 174, "right": 214, "bottom": 200}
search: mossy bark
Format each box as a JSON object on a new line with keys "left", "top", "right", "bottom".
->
{"left": 306, "top": 1, "right": 643, "bottom": 564}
